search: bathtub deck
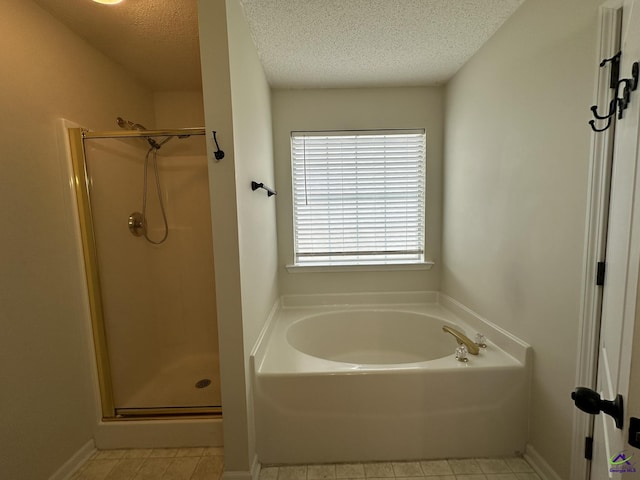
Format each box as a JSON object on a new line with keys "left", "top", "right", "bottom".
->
{"left": 252, "top": 297, "right": 531, "bottom": 465}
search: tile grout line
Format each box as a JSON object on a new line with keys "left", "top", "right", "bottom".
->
{"left": 73, "top": 451, "right": 538, "bottom": 480}
{"left": 262, "top": 458, "right": 538, "bottom": 480}
{"left": 71, "top": 448, "right": 226, "bottom": 480}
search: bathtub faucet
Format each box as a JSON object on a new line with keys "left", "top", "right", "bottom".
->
{"left": 442, "top": 326, "right": 480, "bottom": 355}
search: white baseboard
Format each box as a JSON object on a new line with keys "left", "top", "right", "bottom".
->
{"left": 48, "top": 439, "right": 95, "bottom": 480}
{"left": 524, "top": 444, "right": 563, "bottom": 480}
{"left": 251, "top": 454, "right": 261, "bottom": 480}
{"left": 221, "top": 455, "right": 260, "bottom": 480}
{"left": 222, "top": 470, "right": 254, "bottom": 480}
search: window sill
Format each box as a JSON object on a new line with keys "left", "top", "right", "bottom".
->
{"left": 285, "top": 261, "right": 435, "bottom": 273}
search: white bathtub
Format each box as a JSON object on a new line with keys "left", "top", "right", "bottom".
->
{"left": 287, "top": 310, "right": 456, "bottom": 365}
{"left": 252, "top": 293, "right": 531, "bottom": 464}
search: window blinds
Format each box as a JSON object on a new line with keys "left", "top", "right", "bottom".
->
{"left": 291, "top": 130, "right": 426, "bottom": 266}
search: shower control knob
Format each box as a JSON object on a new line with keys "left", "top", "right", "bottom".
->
{"left": 128, "top": 212, "right": 146, "bottom": 237}
{"left": 571, "top": 387, "right": 624, "bottom": 429}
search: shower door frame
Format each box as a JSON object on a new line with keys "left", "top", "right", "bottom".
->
{"left": 68, "top": 127, "right": 221, "bottom": 420}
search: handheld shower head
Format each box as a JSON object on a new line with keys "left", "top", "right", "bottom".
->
{"left": 116, "top": 117, "right": 162, "bottom": 150}
{"left": 146, "top": 137, "right": 162, "bottom": 150}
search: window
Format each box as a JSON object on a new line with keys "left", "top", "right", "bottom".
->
{"left": 291, "top": 129, "right": 426, "bottom": 267}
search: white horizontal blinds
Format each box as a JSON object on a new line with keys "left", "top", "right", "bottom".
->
{"left": 292, "top": 130, "right": 426, "bottom": 265}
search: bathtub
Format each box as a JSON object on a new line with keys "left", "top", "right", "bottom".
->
{"left": 252, "top": 293, "right": 531, "bottom": 464}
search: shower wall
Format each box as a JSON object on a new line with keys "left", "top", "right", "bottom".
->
{"left": 84, "top": 135, "right": 220, "bottom": 411}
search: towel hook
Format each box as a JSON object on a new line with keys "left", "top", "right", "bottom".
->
{"left": 590, "top": 59, "right": 640, "bottom": 132}
{"left": 211, "top": 131, "right": 225, "bottom": 161}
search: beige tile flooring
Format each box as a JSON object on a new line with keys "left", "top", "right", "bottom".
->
{"left": 259, "top": 458, "right": 541, "bottom": 480}
{"left": 72, "top": 450, "right": 541, "bottom": 480}
{"left": 70, "top": 447, "right": 224, "bottom": 480}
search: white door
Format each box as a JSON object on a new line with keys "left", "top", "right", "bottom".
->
{"left": 591, "top": 1, "right": 640, "bottom": 478}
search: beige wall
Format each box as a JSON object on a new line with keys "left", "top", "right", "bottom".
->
{"left": 199, "top": 0, "right": 279, "bottom": 474}
{"left": 0, "top": 0, "right": 156, "bottom": 478}
{"left": 442, "top": 1, "right": 603, "bottom": 477}
{"left": 272, "top": 87, "right": 444, "bottom": 295}
{"left": 198, "top": 0, "right": 247, "bottom": 472}
{"left": 154, "top": 91, "right": 205, "bottom": 128}
{"left": 154, "top": 91, "right": 207, "bottom": 158}
{"left": 227, "top": 0, "right": 279, "bottom": 465}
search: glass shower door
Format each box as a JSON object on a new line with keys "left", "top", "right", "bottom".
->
{"left": 81, "top": 132, "right": 221, "bottom": 416}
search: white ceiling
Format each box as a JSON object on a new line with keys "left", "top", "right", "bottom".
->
{"left": 32, "top": 0, "right": 202, "bottom": 91}
{"left": 241, "top": 0, "right": 525, "bottom": 88}
{"left": 33, "top": 0, "right": 524, "bottom": 91}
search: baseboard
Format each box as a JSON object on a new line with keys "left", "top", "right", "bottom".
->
{"left": 222, "top": 470, "right": 254, "bottom": 480}
{"left": 48, "top": 439, "right": 95, "bottom": 480}
{"left": 251, "top": 454, "right": 261, "bottom": 480}
{"left": 524, "top": 444, "right": 563, "bottom": 480}
{"left": 221, "top": 455, "right": 260, "bottom": 480}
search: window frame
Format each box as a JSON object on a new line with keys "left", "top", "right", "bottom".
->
{"left": 288, "top": 129, "right": 430, "bottom": 270}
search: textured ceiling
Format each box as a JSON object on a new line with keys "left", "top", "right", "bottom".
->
{"left": 32, "top": 0, "right": 524, "bottom": 91}
{"left": 240, "top": 0, "right": 525, "bottom": 88}
{"left": 32, "top": 0, "right": 202, "bottom": 91}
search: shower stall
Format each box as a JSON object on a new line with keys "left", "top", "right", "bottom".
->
{"left": 68, "top": 126, "right": 221, "bottom": 419}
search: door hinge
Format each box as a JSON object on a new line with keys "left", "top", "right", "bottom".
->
{"left": 585, "top": 436, "right": 594, "bottom": 460}
{"left": 605, "top": 51, "right": 622, "bottom": 89}
{"left": 597, "top": 261, "right": 606, "bottom": 286}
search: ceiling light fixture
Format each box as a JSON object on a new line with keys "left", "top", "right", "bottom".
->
{"left": 92, "top": 0, "right": 124, "bottom": 4}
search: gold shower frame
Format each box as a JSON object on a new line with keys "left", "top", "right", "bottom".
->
{"left": 68, "top": 127, "right": 221, "bottom": 419}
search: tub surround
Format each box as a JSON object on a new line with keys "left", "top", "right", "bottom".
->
{"left": 258, "top": 305, "right": 523, "bottom": 375}
{"left": 251, "top": 292, "right": 531, "bottom": 465}
{"left": 254, "top": 291, "right": 530, "bottom": 368}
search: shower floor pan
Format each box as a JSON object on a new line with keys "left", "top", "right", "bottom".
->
{"left": 114, "top": 353, "right": 221, "bottom": 416}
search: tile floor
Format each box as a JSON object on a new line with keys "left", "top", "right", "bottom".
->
{"left": 259, "top": 458, "right": 541, "bottom": 480}
{"left": 72, "top": 449, "right": 542, "bottom": 480}
{"left": 70, "top": 447, "right": 224, "bottom": 480}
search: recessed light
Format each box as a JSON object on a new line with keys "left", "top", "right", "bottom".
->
{"left": 92, "top": 0, "right": 124, "bottom": 4}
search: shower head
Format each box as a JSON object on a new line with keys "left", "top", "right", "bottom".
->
{"left": 117, "top": 116, "right": 135, "bottom": 130}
